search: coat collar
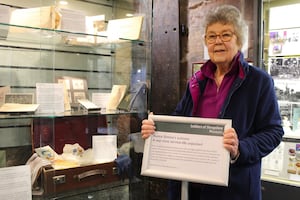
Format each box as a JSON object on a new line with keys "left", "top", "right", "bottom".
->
{"left": 189, "top": 51, "right": 248, "bottom": 116}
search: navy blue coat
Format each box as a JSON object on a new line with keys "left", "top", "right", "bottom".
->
{"left": 169, "top": 53, "right": 284, "bottom": 200}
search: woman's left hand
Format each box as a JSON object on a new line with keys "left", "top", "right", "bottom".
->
{"left": 223, "top": 128, "right": 239, "bottom": 159}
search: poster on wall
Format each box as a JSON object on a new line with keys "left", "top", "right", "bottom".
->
{"left": 269, "top": 56, "right": 300, "bottom": 79}
{"left": 271, "top": 79, "right": 300, "bottom": 135}
{"left": 271, "top": 73, "right": 300, "bottom": 102}
{"left": 269, "top": 28, "right": 300, "bottom": 56}
{"left": 269, "top": 4, "right": 300, "bottom": 30}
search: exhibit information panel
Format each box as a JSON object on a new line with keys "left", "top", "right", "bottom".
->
{"left": 141, "top": 115, "right": 231, "bottom": 186}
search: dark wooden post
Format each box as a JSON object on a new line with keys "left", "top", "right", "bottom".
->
{"left": 151, "top": 0, "right": 180, "bottom": 115}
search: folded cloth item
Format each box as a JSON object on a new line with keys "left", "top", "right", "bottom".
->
{"left": 114, "top": 154, "right": 132, "bottom": 180}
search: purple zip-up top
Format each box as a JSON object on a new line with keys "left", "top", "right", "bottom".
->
{"left": 189, "top": 52, "right": 245, "bottom": 117}
{"left": 196, "top": 53, "right": 242, "bottom": 118}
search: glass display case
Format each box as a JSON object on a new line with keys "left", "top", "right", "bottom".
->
{"left": 261, "top": 0, "right": 300, "bottom": 197}
{"left": 0, "top": 0, "right": 152, "bottom": 199}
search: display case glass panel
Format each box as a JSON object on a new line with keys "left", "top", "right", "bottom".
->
{"left": 262, "top": 0, "right": 300, "bottom": 190}
{"left": 0, "top": 0, "right": 152, "bottom": 199}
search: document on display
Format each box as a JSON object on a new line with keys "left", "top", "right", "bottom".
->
{"left": 36, "top": 83, "right": 65, "bottom": 113}
{"left": 141, "top": 115, "right": 232, "bottom": 186}
{"left": 0, "top": 165, "right": 31, "bottom": 200}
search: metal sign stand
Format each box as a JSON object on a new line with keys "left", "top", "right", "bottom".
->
{"left": 181, "top": 181, "right": 188, "bottom": 200}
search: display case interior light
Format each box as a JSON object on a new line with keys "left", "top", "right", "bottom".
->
{"left": 126, "top": 13, "right": 134, "bottom": 17}
{"left": 59, "top": 1, "right": 68, "bottom": 5}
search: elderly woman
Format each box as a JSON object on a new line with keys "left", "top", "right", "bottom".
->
{"left": 141, "top": 4, "right": 283, "bottom": 200}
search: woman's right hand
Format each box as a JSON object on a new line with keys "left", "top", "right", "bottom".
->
{"left": 141, "top": 118, "right": 156, "bottom": 139}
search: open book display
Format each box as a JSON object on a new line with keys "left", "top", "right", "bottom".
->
{"left": 77, "top": 99, "right": 101, "bottom": 112}
{"left": 0, "top": 93, "right": 39, "bottom": 114}
{"left": 0, "top": 103, "right": 39, "bottom": 113}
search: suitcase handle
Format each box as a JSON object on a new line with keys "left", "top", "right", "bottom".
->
{"left": 74, "top": 169, "right": 107, "bottom": 181}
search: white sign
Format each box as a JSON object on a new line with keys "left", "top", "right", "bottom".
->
{"left": 141, "top": 115, "right": 231, "bottom": 186}
{"left": 0, "top": 165, "right": 31, "bottom": 200}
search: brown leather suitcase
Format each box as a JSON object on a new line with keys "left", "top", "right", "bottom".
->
{"left": 42, "top": 162, "right": 120, "bottom": 195}
{"left": 30, "top": 115, "right": 125, "bottom": 196}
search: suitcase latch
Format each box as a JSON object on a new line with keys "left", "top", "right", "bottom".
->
{"left": 53, "top": 175, "right": 66, "bottom": 185}
{"left": 112, "top": 167, "right": 119, "bottom": 175}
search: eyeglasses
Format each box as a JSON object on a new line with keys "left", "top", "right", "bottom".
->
{"left": 205, "top": 31, "right": 235, "bottom": 44}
